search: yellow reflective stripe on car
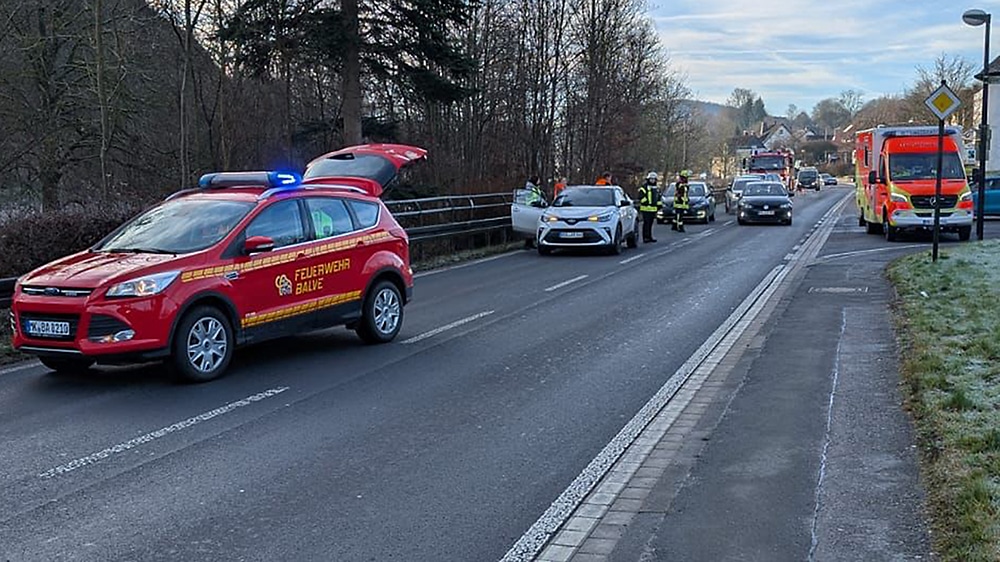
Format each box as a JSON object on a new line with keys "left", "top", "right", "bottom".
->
{"left": 242, "top": 290, "right": 363, "bottom": 328}
{"left": 181, "top": 231, "right": 394, "bottom": 283}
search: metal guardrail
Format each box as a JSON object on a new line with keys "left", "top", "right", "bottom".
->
{"left": 385, "top": 192, "right": 513, "bottom": 242}
{"left": 0, "top": 192, "right": 517, "bottom": 307}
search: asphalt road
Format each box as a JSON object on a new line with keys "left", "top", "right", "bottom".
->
{"left": 0, "top": 185, "right": 982, "bottom": 561}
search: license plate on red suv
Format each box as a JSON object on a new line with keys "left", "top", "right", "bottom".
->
{"left": 25, "top": 320, "right": 71, "bottom": 337}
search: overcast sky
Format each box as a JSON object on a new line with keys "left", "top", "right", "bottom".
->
{"left": 649, "top": 1, "right": 997, "bottom": 116}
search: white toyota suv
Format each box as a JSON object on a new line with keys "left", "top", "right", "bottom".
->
{"left": 535, "top": 186, "right": 638, "bottom": 255}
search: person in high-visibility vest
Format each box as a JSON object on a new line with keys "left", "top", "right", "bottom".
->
{"left": 311, "top": 209, "right": 335, "bottom": 237}
{"left": 524, "top": 175, "right": 544, "bottom": 206}
{"left": 638, "top": 171, "right": 662, "bottom": 243}
{"left": 672, "top": 170, "right": 692, "bottom": 232}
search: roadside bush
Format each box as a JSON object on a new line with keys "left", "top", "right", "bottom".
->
{"left": 0, "top": 203, "right": 143, "bottom": 278}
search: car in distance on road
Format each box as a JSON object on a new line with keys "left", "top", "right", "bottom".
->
{"left": 658, "top": 181, "right": 716, "bottom": 224}
{"left": 11, "top": 144, "right": 423, "bottom": 382}
{"left": 821, "top": 173, "right": 837, "bottom": 186}
{"left": 797, "top": 167, "right": 821, "bottom": 191}
{"left": 536, "top": 186, "right": 638, "bottom": 255}
{"left": 737, "top": 181, "right": 793, "bottom": 225}
{"left": 725, "top": 175, "right": 765, "bottom": 214}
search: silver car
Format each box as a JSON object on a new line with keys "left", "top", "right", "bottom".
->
{"left": 535, "top": 186, "right": 638, "bottom": 255}
{"left": 726, "top": 174, "right": 765, "bottom": 214}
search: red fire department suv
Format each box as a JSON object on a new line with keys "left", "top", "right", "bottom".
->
{"left": 10, "top": 144, "right": 424, "bottom": 382}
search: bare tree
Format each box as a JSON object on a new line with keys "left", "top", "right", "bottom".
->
{"left": 903, "top": 54, "right": 975, "bottom": 128}
{"left": 838, "top": 89, "right": 864, "bottom": 117}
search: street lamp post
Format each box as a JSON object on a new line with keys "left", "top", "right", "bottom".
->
{"left": 965, "top": 8, "right": 991, "bottom": 241}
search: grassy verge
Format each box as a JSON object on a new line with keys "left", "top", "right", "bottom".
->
{"left": 887, "top": 241, "right": 1000, "bottom": 561}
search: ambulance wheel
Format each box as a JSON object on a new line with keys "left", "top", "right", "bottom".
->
{"left": 171, "top": 306, "right": 234, "bottom": 383}
{"left": 883, "top": 211, "right": 897, "bottom": 242}
{"left": 40, "top": 357, "right": 94, "bottom": 373}
{"left": 959, "top": 226, "right": 971, "bottom": 241}
{"left": 357, "top": 280, "right": 403, "bottom": 344}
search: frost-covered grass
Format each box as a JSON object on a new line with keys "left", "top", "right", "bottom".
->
{"left": 889, "top": 241, "right": 1000, "bottom": 561}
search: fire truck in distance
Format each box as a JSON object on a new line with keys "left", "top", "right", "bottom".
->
{"left": 854, "top": 125, "right": 973, "bottom": 241}
{"left": 745, "top": 150, "right": 796, "bottom": 191}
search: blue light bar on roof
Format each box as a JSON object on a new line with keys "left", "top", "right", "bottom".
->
{"left": 881, "top": 127, "right": 961, "bottom": 138}
{"left": 198, "top": 171, "right": 302, "bottom": 189}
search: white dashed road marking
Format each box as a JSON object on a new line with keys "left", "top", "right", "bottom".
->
{"left": 401, "top": 310, "right": 496, "bottom": 344}
{"left": 38, "top": 386, "right": 290, "bottom": 479}
{"left": 544, "top": 275, "right": 588, "bottom": 292}
{"left": 619, "top": 253, "right": 647, "bottom": 265}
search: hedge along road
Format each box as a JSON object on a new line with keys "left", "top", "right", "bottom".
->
{"left": 2, "top": 188, "right": 846, "bottom": 561}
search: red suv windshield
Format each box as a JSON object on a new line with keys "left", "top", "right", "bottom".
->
{"left": 94, "top": 199, "right": 254, "bottom": 254}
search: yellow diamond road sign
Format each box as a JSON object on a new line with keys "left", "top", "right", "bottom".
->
{"left": 925, "top": 84, "right": 961, "bottom": 121}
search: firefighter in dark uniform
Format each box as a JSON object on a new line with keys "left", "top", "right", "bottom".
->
{"left": 638, "top": 171, "right": 662, "bottom": 243}
{"left": 672, "top": 170, "right": 692, "bottom": 232}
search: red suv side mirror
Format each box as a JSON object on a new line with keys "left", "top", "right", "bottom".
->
{"left": 245, "top": 235, "right": 275, "bottom": 254}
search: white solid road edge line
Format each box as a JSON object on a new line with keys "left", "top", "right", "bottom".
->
{"left": 501, "top": 193, "right": 850, "bottom": 562}
{"left": 0, "top": 360, "right": 42, "bottom": 376}
{"left": 414, "top": 250, "right": 524, "bottom": 279}
{"left": 38, "top": 386, "right": 290, "bottom": 479}
{"left": 401, "top": 310, "right": 495, "bottom": 345}
{"left": 500, "top": 264, "right": 787, "bottom": 562}
{"left": 543, "top": 275, "right": 588, "bottom": 292}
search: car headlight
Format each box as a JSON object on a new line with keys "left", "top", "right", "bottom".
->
{"left": 781, "top": 203, "right": 792, "bottom": 209}
{"left": 588, "top": 212, "right": 613, "bottom": 222}
{"left": 542, "top": 214, "right": 559, "bottom": 222}
{"left": 890, "top": 193, "right": 908, "bottom": 203}
{"left": 960, "top": 191, "right": 973, "bottom": 202}
{"left": 106, "top": 271, "right": 180, "bottom": 298}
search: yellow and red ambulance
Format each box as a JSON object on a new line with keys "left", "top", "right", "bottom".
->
{"left": 854, "top": 126, "right": 973, "bottom": 241}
